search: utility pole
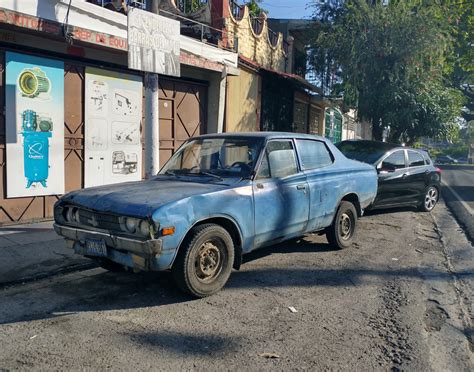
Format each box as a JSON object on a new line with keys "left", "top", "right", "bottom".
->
{"left": 144, "top": 0, "right": 160, "bottom": 178}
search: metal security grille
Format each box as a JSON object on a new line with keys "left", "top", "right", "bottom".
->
{"left": 158, "top": 78, "right": 208, "bottom": 167}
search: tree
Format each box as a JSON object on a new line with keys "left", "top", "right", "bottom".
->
{"left": 308, "top": 0, "right": 466, "bottom": 143}
{"left": 245, "top": 0, "right": 266, "bottom": 17}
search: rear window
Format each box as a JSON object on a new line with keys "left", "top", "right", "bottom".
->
{"left": 408, "top": 151, "right": 425, "bottom": 167}
{"left": 336, "top": 142, "right": 390, "bottom": 164}
{"left": 296, "top": 139, "right": 333, "bottom": 170}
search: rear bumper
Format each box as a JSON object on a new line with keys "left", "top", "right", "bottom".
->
{"left": 53, "top": 223, "right": 163, "bottom": 270}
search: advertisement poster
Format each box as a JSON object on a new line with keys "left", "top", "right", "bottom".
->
{"left": 5, "top": 52, "right": 64, "bottom": 197}
{"left": 85, "top": 67, "right": 143, "bottom": 188}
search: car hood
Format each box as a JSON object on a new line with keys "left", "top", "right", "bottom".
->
{"left": 61, "top": 177, "right": 229, "bottom": 217}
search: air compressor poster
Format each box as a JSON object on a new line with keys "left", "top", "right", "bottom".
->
{"left": 5, "top": 52, "right": 65, "bottom": 198}
{"left": 84, "top": 67, "right": 142, "bottom": 188}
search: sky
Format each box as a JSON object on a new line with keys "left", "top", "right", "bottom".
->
{"left": 260, "top": 0, "right": 313, "bottom": 19}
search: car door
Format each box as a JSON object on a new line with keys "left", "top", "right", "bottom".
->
{"left": 375, "top": 149, "right": 410, "bottom": 207}
{"left": 406, "top": 150, "right": 428, "bottom": 203}
{"left": 253, "top": 139, "right": 310, "bottom": 247}
{"left": 295, "top": 138, "right": 334, "bottom": 230}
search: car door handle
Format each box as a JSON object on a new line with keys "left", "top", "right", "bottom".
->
{"left": 402, "top": 173, "right": 408, "bottom": 179}
{"left": 256, "top": 183, "right": 264, "bottom": 189}
{"left": 296, "top": 184, "right": 306, "bottom": 190}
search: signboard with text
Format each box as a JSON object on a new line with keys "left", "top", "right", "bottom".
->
{"left": 128, "top": 8, "right": 180, "bottom": 76}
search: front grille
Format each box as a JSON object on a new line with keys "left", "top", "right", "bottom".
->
{"left": 65, "top": 205, "right": 122, "bottom": 232}
{"left": 78, "top": 209, "right": 121, "bottom": 231}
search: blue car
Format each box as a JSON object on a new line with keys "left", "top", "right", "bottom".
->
{"left": 54, "top": 133, "right": 377, "bottom": 297}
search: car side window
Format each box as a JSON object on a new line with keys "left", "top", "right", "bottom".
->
{"left": 296, "top": 139, "right": 333, "bottom": 170}
{"left": 408, "top": 151, "right": 425, "bottom": 167}
{"left": 381, "top": 150, "right": 406, "bottom": 171}
{"left": 257, "top": 140, "right": 298, "bottom": 179}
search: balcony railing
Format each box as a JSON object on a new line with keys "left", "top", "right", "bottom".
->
{"left": 268, "top": 28, "right": 278, "bottom": 47}
{"left": 175, "top": 0, "right": 208, "bottom": 14}
{"left": 250, "top": 15, "right": 263, "bottom": 35}
{"left": 230, "top": 0, "right": 244, "bottom": 20}
{"left": 86, "top": 0, "right": 145, "bottom": 13}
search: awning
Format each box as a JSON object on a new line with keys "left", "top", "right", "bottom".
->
{"left": 238, "top": 55, "right": 323, "bottom": 95}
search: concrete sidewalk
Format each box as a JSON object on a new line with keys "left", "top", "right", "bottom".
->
{"left": 0, "top": 221, "right": 93, "bottom": 286}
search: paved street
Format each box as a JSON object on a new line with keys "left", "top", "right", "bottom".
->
{"left": 0, "top": 201, "right": 472, "bottom": 370}
{"left": 439, "top": 165, "right": 474, "bottom": 242}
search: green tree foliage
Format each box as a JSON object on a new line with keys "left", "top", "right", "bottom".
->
{"left": 309, "top": 0, "right": 467, "bottom": 143}
{"left": 245, "top": 0, "right": 267, "bottom": 17}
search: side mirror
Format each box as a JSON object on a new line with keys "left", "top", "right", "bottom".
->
{"left": 378, "top": 163, "right": 396, "bottom": 173}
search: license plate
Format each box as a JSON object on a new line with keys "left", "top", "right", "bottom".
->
{"left": 85, "top": 238, "right": 107, "bottom": 257}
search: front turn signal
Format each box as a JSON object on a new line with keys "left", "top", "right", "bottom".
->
{"left": 161, "top": 226, "right": 176, "bottom": 236}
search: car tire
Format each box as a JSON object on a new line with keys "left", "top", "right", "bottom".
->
{"left": 326, "top": 201, "right": 358, "bottom": 249}
{"left": 419, "top": 185, "right": 439, "bottom": 212}
{"left": 172, "top": 223, "right": 234, "bottom": 298}
{"left": 95, "top": 258, "right": 127, "bottom": 272}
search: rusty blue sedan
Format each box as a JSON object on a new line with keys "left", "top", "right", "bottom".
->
{"left": 54, "top": 133, "right": 377, "bottom": 297}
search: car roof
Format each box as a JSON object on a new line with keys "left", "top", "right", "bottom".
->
{"left": 194, "top": 131, "right": 328, "bottom": 142}
{"left": 337, "top": 140, "right": 403, "bottom": 151}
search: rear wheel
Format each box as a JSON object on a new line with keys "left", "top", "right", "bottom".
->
{"left": 326, "top": 201, "right": 358, "bottom": 249}
{"left": 419, "top": 185, "right": 439, "bottom": 212}
{"left": 172, "top": 224, "right": 234, "bottom": 298}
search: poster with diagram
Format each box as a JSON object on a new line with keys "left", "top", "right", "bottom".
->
{"left": 5, "top": 52, "right": 65, "bottom": 197}
{"left": 85, "top": 67, "right": 142, "bottom": 188}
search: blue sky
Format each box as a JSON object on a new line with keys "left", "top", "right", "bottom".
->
{"left": 261, "top": 0, "right": 313, "bottom": 19}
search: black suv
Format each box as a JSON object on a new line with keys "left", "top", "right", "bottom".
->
{"left": 336, "top": 140, "right": 441, "bottom": 211}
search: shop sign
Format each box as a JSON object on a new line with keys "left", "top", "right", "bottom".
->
{"left": 84, "top": 67, "right": 143, "bottom": 188}
{"left": 128, "top": 8, "right": 180, "bottom": 76}
{"left": 5, "top": 52, "right": 65, "bottom": 197}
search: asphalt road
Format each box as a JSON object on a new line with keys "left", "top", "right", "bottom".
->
{"left": 0, "top": 202, "right": 472, "bottom": 370}
{"left": 439, "top": 165, "right": 474, "bottom": 242}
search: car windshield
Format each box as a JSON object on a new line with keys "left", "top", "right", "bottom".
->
{"left": 160, "top": 137, "right": 264, "bottom": 179}
{"left": 336, "top": 142, "right": 393, "bottom": 164}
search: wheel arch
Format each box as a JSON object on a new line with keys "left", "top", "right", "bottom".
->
{"left": 339, "top": 193, "right": 362, "bottom": 217}
{"left": 172, "top": 215, "right": 244, "bottom": 270}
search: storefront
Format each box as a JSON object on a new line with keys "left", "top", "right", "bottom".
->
{"left": 0, "top": 4, "right": 237, "bottom": 224}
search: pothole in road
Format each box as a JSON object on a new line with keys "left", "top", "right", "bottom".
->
{"left": 423, "top": 299, "right": 449, "bottom": 332}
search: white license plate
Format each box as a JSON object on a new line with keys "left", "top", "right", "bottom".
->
{"left": 85, "top": 239, "right": 107, "bottom": 257}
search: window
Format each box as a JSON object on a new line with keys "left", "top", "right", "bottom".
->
{"left": 408, "top": 151, "right": 425, "bottom": 167}
{"left": 296, "top": 139, "right": 333, "bottom": 170}
{"left": 257, "top": 140, "right": 298, "bottom": 179}
{"left": 381, "top": 150, "right": 406, "bottom": 170}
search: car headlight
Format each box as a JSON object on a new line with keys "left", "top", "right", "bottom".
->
{"left": 124, "top": 217, "right": 139, "bottom": 233}
{"left": 138, "top": 220, "right": 150, "bottom": 236}
{"left": 65, "top": 207, "right": 79, "bottom": 223}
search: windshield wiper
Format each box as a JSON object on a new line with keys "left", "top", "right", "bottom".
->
{"left": 164, "top": 170, "right": 179, "bottom": 177}
{"left": 195, "top": 171, "right": 223, "bottom": 181}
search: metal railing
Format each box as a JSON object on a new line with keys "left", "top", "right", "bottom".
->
{"left": 230, "top": 0, "right": 244, "bottom": 20}
{"left": 175, "top": 0, "right": 208, "bottom": 14}
{"left": 86, "top": 0, "right": 146, "bottom": 12}
{"left": 268, "top": 28, "right": 278, "bottom": 47}
{"left": 250, "top": 15, "right": 263, "bottom": 35}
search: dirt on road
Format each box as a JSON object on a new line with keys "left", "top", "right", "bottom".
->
{"left": 0, "top": 201, "right": 472, "bottom": 371}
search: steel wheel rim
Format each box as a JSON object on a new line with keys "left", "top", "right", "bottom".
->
{"left": 339, "top": 212, "right": 353, "bottom": 240}
{"left": 424, "top": 187, "right": 438, "bottom": 211}
{"left": 194, "top": 240, "right": 224, "bottom": 283}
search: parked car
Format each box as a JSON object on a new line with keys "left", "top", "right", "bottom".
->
{"left": 435, "top": 155, "right": 458, "bottom": 165}
{"left": 336, "top": 140, "right": 441, "bottom": 212}
{"left": 54, "top": 133, "right": 377, "bottom": 297}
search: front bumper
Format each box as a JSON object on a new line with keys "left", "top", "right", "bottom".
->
{"left": 54, "top": 223, "right": 163, "bottom": 270}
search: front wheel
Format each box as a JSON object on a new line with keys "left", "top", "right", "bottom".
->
{"left": 172, "top": 224, "right": 234, "bottom": 298}
{"left": 326, "top": 201, "right": 358, "bottom": 249}
{"left": 419, "top": 185, "right": 439, "bottom": 212}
